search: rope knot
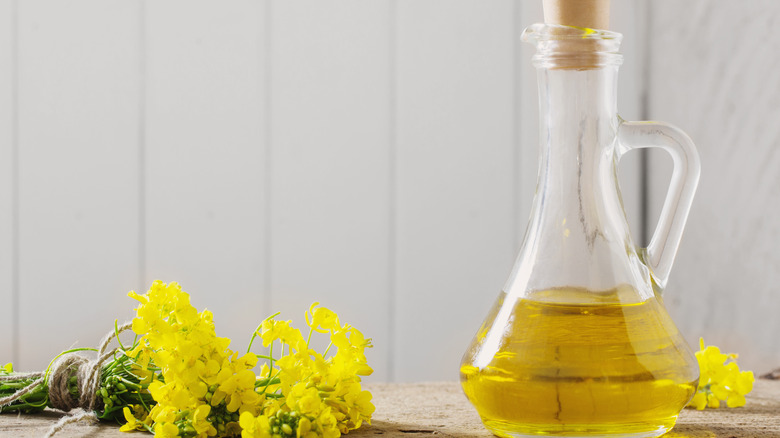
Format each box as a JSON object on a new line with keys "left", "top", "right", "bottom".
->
{"left": 47, "top": 353, "right": 100, "bottom": 412}
{"left": 0, "top": 322, "right": 133, "bottom": 438}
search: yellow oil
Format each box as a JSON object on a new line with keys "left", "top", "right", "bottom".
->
{"left": 460, "top": 288, "right": 699, "bottom": 438}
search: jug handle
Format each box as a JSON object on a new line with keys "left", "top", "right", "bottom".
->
{"left": 617, "top": 120, "right": 701, "bottom": 291}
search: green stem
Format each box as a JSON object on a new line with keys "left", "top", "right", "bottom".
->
{"left": 114, "top": 320, "right": 128, "bottom": 351}
{"left": 116, "top": 376, "right": 143, "bottom": 391}
{"left": 267, "top": 342, "right": 275, "bottom": 375}
{"left": 246, "top": 312, "right": 281, "bottom": 354}
{"left": 323, "top": 341, "right": 334, "bottom": 357}
{"left": 306, "top": 324, "right": 314, "bottom": 349}
{"left": 257, "top": 370, "right": 282, "bottom": 395}
{"left": 254, "top": 377, "right": 281, "bottom": 388}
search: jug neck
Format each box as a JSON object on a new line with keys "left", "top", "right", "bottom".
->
{"left": 527, "top": 23, "right": 624, "bottom": 213}
{"left": 502, "top": 24, "right": 654, "bottom": 300}
{"left": 537, "top": 65, "right": 619, "bottom": 181}
{"left": 530, "top": 64, "right": 630, "bottom": 262}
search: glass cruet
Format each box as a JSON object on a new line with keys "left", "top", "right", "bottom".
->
{"left": 460, "top": 24, "right": 702, "bottom": 438}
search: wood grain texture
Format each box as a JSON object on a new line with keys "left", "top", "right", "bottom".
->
{"left": 268, "top": 1, "right": 392, "bottom": 382}
{"left": 2, "top": 380, "right": 780, "bottom": 437}
{"left": 394, "top": 0, "right": 517, "bottom": 382}
{"left": 647, "top": 0, "right": 780, "bottom": 374}
{"left": 15, "top": 0, "right": 140, "bottom": 370}
{"left": 144, "top": 0, "right": 268, "bottom": 352}
{"left": 0, "top": 0, "right": 14, "bottom": 364}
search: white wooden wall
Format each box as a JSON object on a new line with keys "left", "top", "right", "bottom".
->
{"left": 648, "top": 0, "right": 780, "bottom": 375}
{"left": 2, "top": 0, "right": 657, "bottom": 382}
{"left": 0, "top": 0, "right": 13, "bottom": 372}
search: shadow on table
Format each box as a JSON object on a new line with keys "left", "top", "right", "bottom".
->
{"left": 352, "top": 421, "right": 780, "bottom": 438}
{"left": 663, "top": 427, "right": 719, "bottom": 438}
{"left": 667, "top": 422, "right": 779, "bottom": 438}
{"left": 349, "top": 420, "right": 491, "bottom": 438}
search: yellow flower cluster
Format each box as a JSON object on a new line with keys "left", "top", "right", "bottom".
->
{"left": 239, "top": 303, "right": 375, "bottom": 438}
{"left": 688, "top": 338, "right": 754, "bottom": 410}
{"left": 126, "top": 280, "right": 262, "bottom": 437}
{"left": 120, "top": 281, "right": 374, "bottom": 438}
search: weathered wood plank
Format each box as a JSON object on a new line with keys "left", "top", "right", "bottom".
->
{"left": 2, "top": 381, "right": 779, "bottom": 437}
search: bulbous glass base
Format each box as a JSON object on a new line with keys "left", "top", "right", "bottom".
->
{"left": 482, "top": 418, "right": 674, "bottom": 438}
{"left": 460, "top": 289, "right": 699, "bottom": 438}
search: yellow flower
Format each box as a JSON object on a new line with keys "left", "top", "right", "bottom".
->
{"left": 316, "top": 407, "right": 340, "bottom": 438}
{"left": 306, "top": 303, "right": 341, "bottom": 333}
{"left": 148, "top": 404, "right": 177, "bottom": 424}
{"left": 217, "top": 368, "right": 258, "bottom": 412}
{"left": 286, "top": 383, "right": 323, "bottom": 415}
{"left": 149, "top": 380, "right": 194, "bottom": 410}
{"left": 119, "top": 406, "right": 146, "bottom": 432}
{"left": 153, "top": 422, "right": 180, "bottom": 438}
{"left": 260, "top": 319, "right": 306, "bottom": 351}
{"left": 239, "top": 412, "right": 272, "bottom": 438}
{"left": 129, "top": 281, "right": 266, "bottom": 437}
{"left": 345, "top": 389, "right": 375, "bottom": 419}
{"left": 297, "top": 417, "right": 313, "bottom": 438}
{"left": 735, "top": 369, "right": 755, "bottom": 394}
{"left": 726, "top": 393, "right": 747, "bottom": 408}
{"left": 191, "top": 404, "right": 216, "bottom": 436}
{"left": 688, "top": 391, "right": 707, "bottom": 410}
{"left": 329, "top": 326, "right": 373, "bottom": 377}
{"left": 127, "top": 294, "right": 375, "bottom": 438}
{"left": 688, "top": 338, "right": 755, "bottom": 410}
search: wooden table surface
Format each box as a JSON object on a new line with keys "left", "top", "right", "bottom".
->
{"left": 2, "top": 380, "right": 779, "bottom": 437}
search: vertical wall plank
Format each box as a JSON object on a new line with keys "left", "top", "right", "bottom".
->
{"left": 395, "top": 0, "right": 516, "bottom": 382}
{"left": 269, "top": 1, "right": 391, "bottom": 382}
{"left": 16, "top": 0, "right": 140, "bottom": 369}
{"left": 648, "top": 0, "right": 780, "bottom": 373}
{"left": 0, "top": 0, "right": 14, "bottom": 364}
{"left": 145, "top": 0, "right": 267, "bottom": 350}
{"left": 612, "top": 0, "right": 647, "bottom": 241}
{"left": 516, "top": 1, "right": 543, "bottom": 253}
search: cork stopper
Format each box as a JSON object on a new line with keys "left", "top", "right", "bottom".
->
{"left": 543, "top": 0, "right": 610, "bottom": 30}
{"left": 536, "top": 0, "right": 613, "bottom": 69}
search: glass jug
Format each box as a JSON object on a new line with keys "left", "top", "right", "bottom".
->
{"left": 460, "top": 24, "right": 701, "bottom": 438}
